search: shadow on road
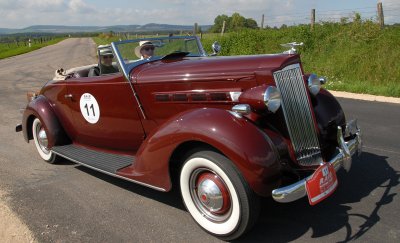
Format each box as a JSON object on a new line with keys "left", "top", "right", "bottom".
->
{"left": 75, "top": 165, "right": 186, "bottom": 210}
{"left": 72, "top": 151, "right": 398, "bottom": 242}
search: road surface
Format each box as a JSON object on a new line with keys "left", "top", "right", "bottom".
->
{"left": 0, "top": 38, "right": 399, "bottom": 242}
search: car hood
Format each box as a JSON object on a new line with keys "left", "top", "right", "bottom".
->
{"left": 132, "top": 54, "right": 301, "bottom": 84}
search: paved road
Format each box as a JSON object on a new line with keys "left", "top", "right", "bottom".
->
{"left": 0, "top": 38, "right": 399, "bottom": 242}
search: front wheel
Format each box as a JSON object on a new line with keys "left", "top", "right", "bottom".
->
{"left": 32, "top": 118, "right": 59, "bottom": 163}
{"left": 180, "top": 150, "right": 260, "bottom": 240}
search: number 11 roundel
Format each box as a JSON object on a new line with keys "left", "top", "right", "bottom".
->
{"left": 80, "top": 93, "right": 100, "bottom": 124}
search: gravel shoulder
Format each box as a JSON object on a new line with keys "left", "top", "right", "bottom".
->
{"left": 0, "top": 189, "right": 36, "bottom": 243}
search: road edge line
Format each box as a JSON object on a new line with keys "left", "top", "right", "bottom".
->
{"left": 329, "top": 90, "right": 400, "bottom": 104}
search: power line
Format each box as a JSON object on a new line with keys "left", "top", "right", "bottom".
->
{"left": 316, "top": 6, "right": 376, "bottom": 13}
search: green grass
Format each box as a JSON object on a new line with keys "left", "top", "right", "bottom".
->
{"left": 0, "top": 37, "right": 66, "bottom": 59}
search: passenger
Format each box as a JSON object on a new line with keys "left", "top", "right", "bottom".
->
{"left": 134, "top": 41, "right": 155, "bottom": 59}
{"left": 88, "top": 45, "right": 119, "bottom": 77}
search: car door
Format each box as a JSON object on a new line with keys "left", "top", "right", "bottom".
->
{"left": 64, "top": 74, "right": 145, "bottom": 154}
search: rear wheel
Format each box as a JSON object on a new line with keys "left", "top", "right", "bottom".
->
{"left": 32, "top": 118, "right": 59, "bottom": 163}
{"left": 180, "top": 150, "right": 260, "bottom": 240}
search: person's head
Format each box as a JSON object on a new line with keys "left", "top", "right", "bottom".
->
{"left": 135, "top": 41, "right": 155, "bottom": 59}
{"left": 98, "top": 45, "right": 114, "bottom": 66}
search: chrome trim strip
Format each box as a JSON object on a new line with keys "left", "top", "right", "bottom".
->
{"left": 272, "top": 121, "right": 362, "bottom": 203}
{"left": 273, "top": 64, "right": 322, "bottom": 166}
{"left": 52, "top": 150, "right": 166, "bottom": 192}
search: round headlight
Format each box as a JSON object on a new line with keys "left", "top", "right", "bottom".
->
{"left": 264, "top": 86, "right": 281, "bottom": 113}
{"left": 308, "top": 74, "right": 321, "bottom": 96}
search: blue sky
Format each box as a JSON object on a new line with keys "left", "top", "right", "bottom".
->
{"left": 0, "top": 0, "right": 398, "bottom": 28}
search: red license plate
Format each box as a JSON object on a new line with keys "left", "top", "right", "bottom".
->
{"left": 305, "top": 163, "right": 338, "bottom": 205}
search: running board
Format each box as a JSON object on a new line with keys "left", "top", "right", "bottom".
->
{"left": 52, "top": 144, "right": 134, "bottom": 174}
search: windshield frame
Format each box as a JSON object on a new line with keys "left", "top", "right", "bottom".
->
{"left": 111, "top": 36, "right": 207, "bottom": 81}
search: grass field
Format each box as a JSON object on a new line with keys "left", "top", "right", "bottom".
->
{"left": 0, "top": 37, "right": 66, "bottom": 60}
{"left": 95, "top": 21, "right": 400, "bottom": 97}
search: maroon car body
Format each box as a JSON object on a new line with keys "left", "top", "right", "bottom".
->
{"left": 17, "top": 36, "right": 362, "bottom": 240}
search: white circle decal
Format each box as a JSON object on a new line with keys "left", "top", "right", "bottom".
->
{"left": 80, "top": 93, "right": 100, "bottom": 124}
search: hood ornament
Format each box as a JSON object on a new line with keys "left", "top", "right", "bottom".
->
{"left": 281, "top": 42, "right": 304, "bottom": 54}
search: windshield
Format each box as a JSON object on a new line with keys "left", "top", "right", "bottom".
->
{"left": 111, "top": 36, "right": 206, "bottom": 80}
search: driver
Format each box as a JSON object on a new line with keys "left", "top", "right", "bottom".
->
{"left": 134, "top": 41, "right": 155, "bottom": 59}
{"left": 88, "top": 45, "right": 119, "bottom": 76}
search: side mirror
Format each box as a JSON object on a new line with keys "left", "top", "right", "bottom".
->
{"left": 211, "top": 41, "right": 221, "bottom": 56}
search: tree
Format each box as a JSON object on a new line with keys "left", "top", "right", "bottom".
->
{"left": 244, "top": 18, "right": 258, "bottom": 29}
{"left": 210, "top": 13, "right": 258, "bottom": 33}
{"left": 210, "top": 14, "right": 230, "bottom": 33}
{"left": 230, "top": 12, "right": 246, "bottom": 30}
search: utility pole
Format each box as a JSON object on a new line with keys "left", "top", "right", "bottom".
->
{"left": 221, "top": 20, "right": 226, "bottom": 36}
{"left": 377, "top": 2, "right": 384, "bottom": 29}
{"left": 311, "top": 9, "right": 315, "bottom": 31}
{"left": 261, "top": 14, "right": 265, "bottom": 29}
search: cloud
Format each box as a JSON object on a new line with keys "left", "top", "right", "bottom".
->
{"left": 67, "top": 0, "right": 94, "bottom": 13}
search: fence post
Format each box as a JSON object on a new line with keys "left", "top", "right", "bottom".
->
{"left": 377, "top": 2, "right": 384, "bottom": 29}
{"left": 221, "top": 20, "right": 226, "bottom": 36}
{"left": 311, "top": 9, "right": 315, "bottom": 31}
{"left": 194, "top": 23, "right": 198, "bottom": 36}
{"left": 261, "top": 14, "right": 264, "bottom": 29}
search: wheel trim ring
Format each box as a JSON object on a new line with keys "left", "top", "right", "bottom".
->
{"left": 190, "top": 169, "right": 232, "bottom": 222}
{"left": 180, "top": 157, "right": 241, "bottom": 235}
{"left": 195, "top": 171, "right": 232, "bottom": 215}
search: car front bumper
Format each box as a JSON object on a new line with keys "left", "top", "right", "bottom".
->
{"left": 272, "top": 119, "right": 362, "bottom": 203}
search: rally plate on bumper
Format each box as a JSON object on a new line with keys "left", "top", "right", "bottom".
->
{"left": 305, "top": 163, "right": 338, "bottom": 205}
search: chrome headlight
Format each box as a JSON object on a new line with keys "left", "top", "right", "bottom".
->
{"left": 308, "top": 74, "right": 321, "bottom": 96}
{"left": 264, "top": 86, "right": 281, "bottom": 113}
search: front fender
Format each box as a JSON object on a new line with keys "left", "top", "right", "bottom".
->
{"left": 117, "top": 108, "right": 282, "bottom": 196}
{"left": 22, "top": 95, "right": 69, "bottom": 147}
{"left": 313, "top": 88, "right": 346, "bottom": 160}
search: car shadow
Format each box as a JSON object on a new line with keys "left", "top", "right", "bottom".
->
{"left": 236, "top": 151, "right": 399, "bottom": 242}
{"left": 72, "top": 151, "right": 398, "bottom": 242}
{"left": 74, "top": 165, "right": 186, "bottom": 210}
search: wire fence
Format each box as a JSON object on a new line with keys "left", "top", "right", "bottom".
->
{"left": 260, "top": 2, "right": 399, "bottom": 27}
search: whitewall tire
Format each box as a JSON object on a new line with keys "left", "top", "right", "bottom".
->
{"left": 32, "top": 118, "right": 58, "bottom": 163}
{"left": 180, "top": 150, "right": 259, "bottom": 240}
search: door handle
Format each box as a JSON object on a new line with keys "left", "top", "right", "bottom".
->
{"left": 64, "top": 94, "right": 73, "bottom": 99}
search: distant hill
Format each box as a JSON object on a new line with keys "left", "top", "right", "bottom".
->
{"left": 0, "top": 24, "right": 212, "bottom": 34}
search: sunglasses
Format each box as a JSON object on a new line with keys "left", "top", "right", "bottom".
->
{"left": 102, "top": 55, "right": 114, "bottom": 59}
{"left": 143, "top": 46, "right": 155, "bottom": 51}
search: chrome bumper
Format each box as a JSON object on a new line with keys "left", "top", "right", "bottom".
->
{"left": 272, "top": 119, "right": 362, "bottom": 203}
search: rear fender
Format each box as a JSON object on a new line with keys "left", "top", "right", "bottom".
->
{"left": 22, "top": 95, "right": 69, "bottom": 147}
{"left": 117, "top": 108, "right": 282, "bottom": 196}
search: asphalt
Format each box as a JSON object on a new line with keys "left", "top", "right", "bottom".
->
{"left": 0, "top": 38, "right": 399, "bottom": 242}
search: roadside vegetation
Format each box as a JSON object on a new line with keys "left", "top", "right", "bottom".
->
{"left": 0, "top": 37, "right": 66, "bottom": 59}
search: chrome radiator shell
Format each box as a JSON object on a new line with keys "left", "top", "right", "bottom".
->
{"left": 273, "top": 64, "right": 322, "bottom": 166}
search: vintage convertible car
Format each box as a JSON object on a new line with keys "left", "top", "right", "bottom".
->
{"left": 16, "top": 36, "right": 362, "bottom": 240}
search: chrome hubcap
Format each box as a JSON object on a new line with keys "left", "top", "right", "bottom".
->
{"left": 190, "top": 168, "right": 231, "bottom": 222}
{"left": 36, "top": 123, "right": 49, "bottom": 154}
{"left": 38, "top": 128, "right": 48, "bottom": 148}
{"left": 197, "top": 178, "right": 223, "bottom": 212}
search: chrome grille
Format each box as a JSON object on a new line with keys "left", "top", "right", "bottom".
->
{"left": 273, "top": 64, "right": 322, "bottom": 166}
